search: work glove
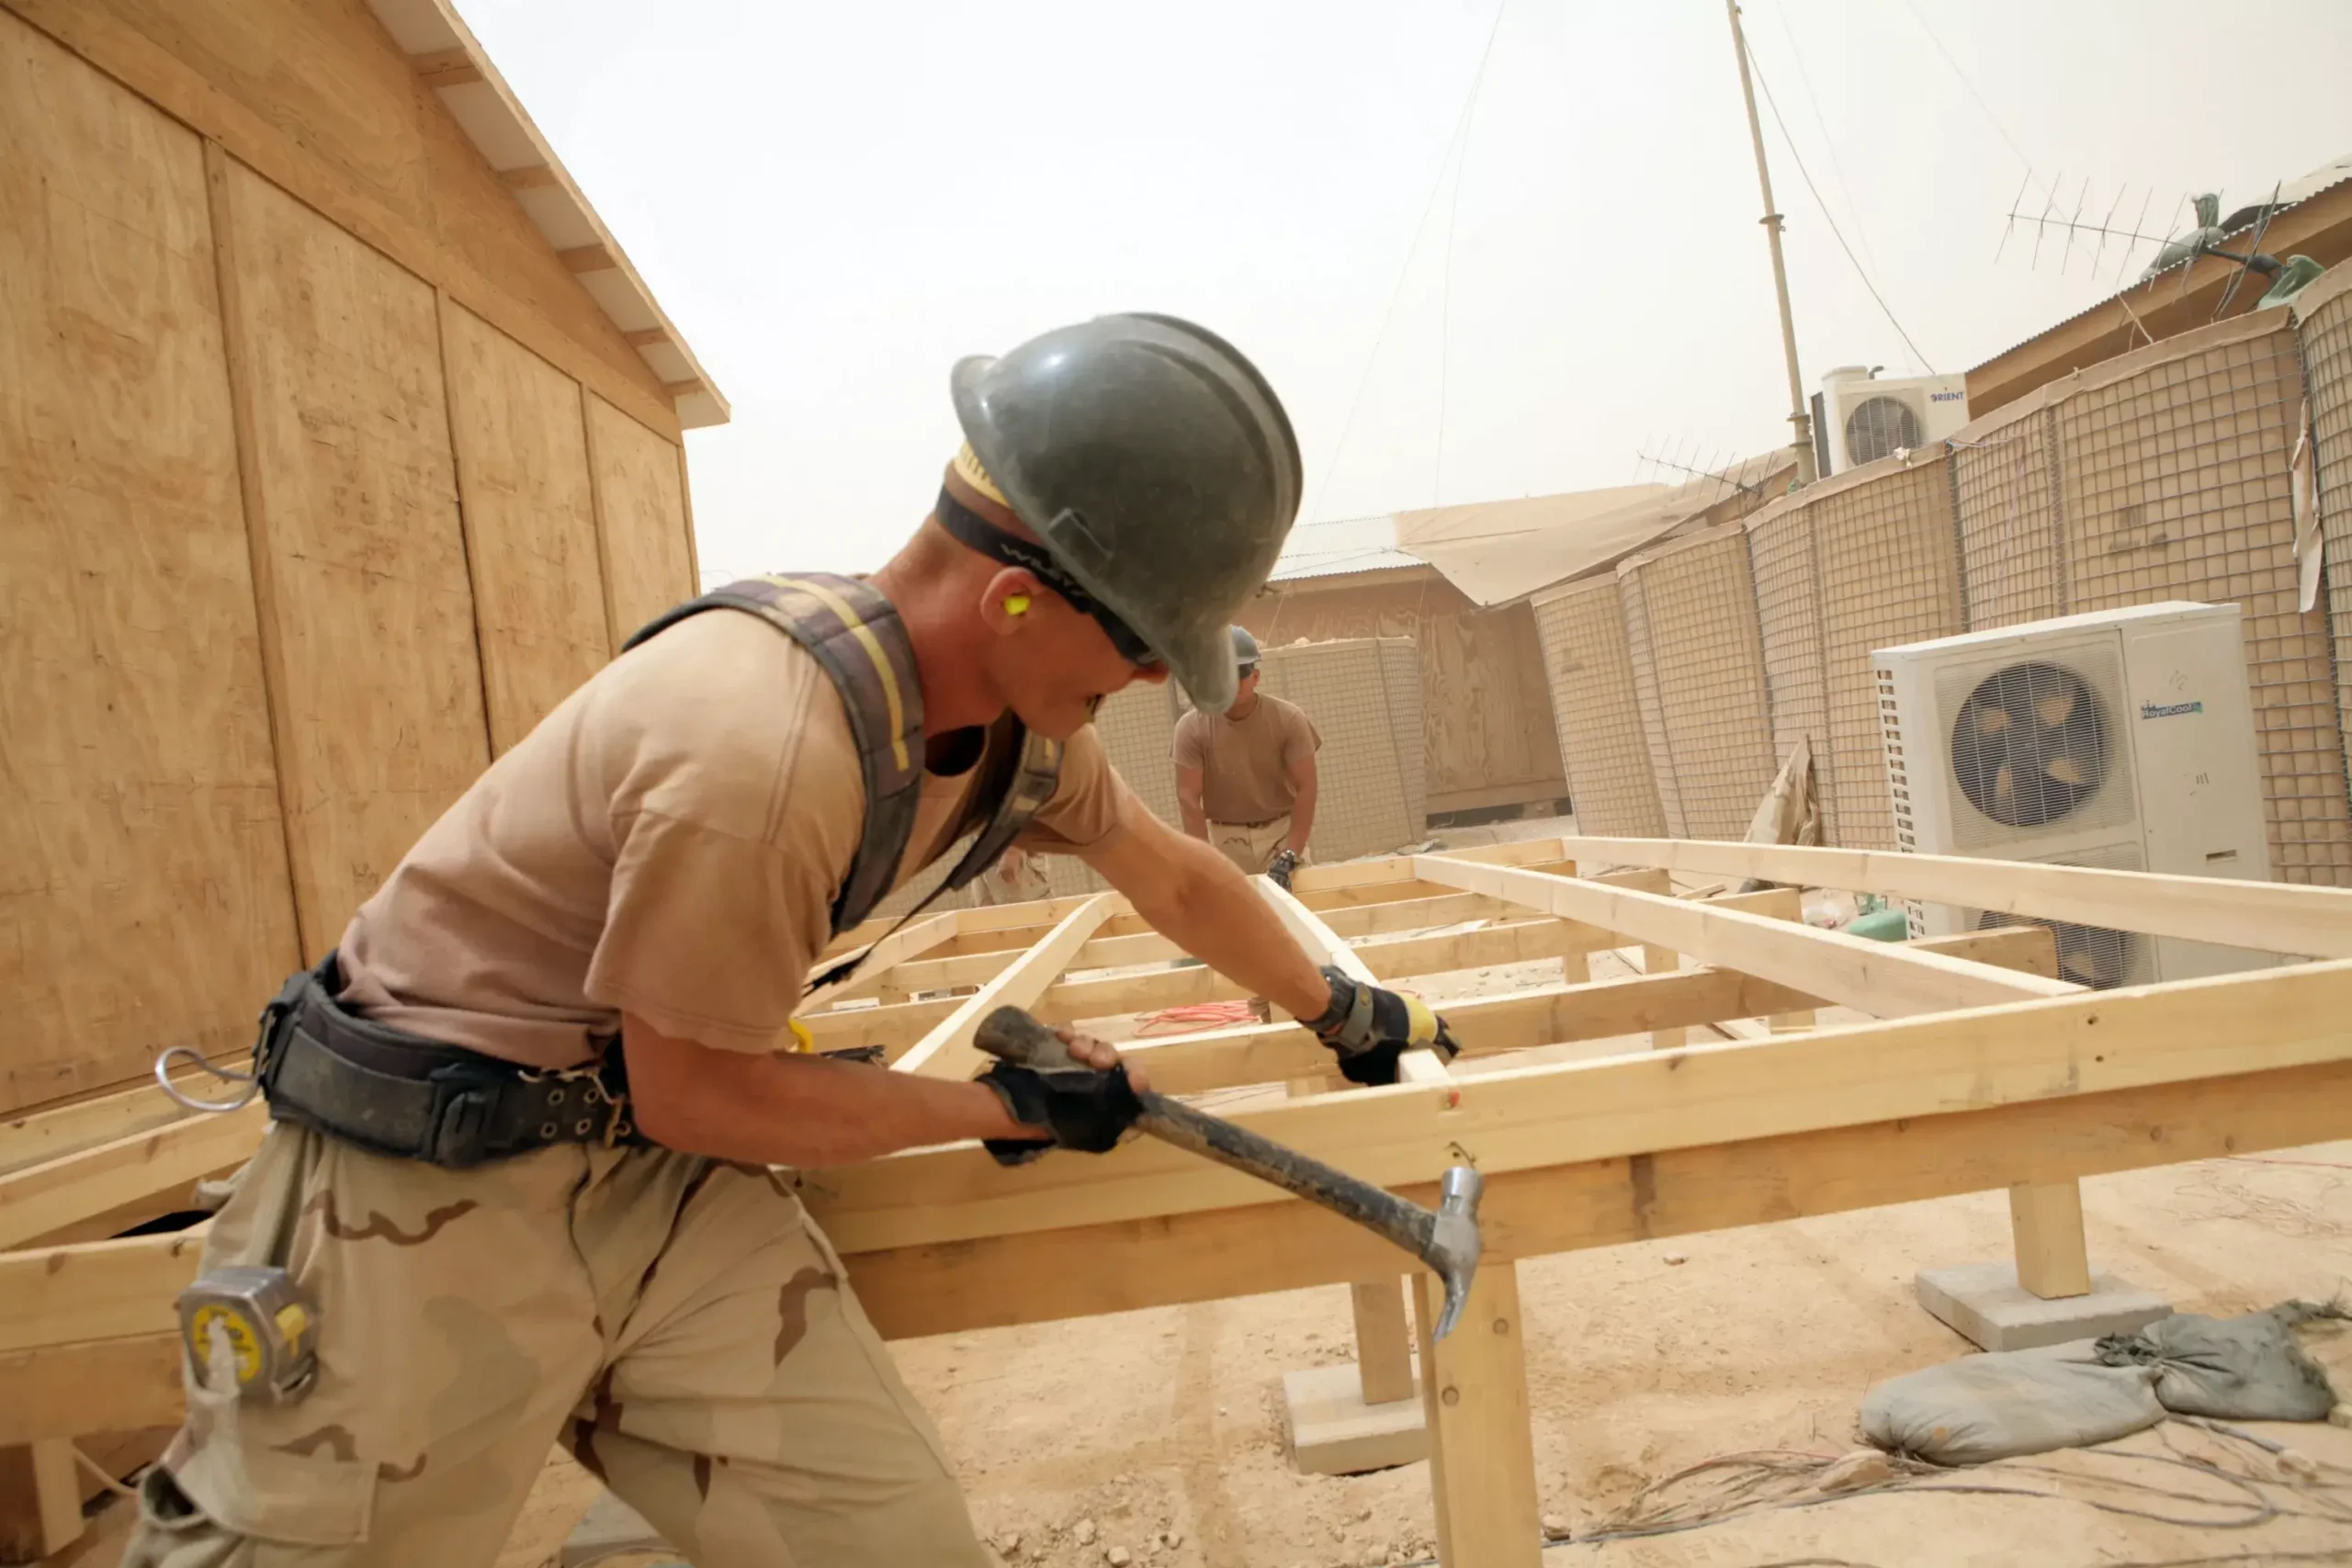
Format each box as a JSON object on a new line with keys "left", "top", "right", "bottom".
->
{"left": 1304, "top": 966, "right": 1460, "bottom": 1087}
{"left": 975, "top": 1060, "right": 1146, "bottom": 1167}
{"left": 1265, "top": 848, "right": 1301, "bottom": 890}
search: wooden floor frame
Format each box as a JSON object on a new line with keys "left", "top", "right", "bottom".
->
{"left": 7, "top": 835, "right": 2352, "bottom": 1564}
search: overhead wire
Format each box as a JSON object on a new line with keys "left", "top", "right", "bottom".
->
{"left": 1306, "top": 0, "right": 1508, "bottom": 524}
{"left": 1768, "top": 0, "right": 1882, "bottom": 281}
{"left": 1741, "top": 38, "right": 1937, "bottom": 372}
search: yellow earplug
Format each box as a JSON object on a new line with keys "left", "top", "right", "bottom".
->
{"left": 1004, "top": 593, "right": 1031, "bottom": 616}
{"left": 786, "top": 1018, "right": 815, "bottom": 1054}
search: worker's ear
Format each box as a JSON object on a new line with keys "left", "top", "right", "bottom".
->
{"left": 978, "top": 567, "right": 1045, "bottom": 637}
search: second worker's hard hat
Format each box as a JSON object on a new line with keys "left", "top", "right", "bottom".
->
{"left": 1230, "top": 625, "right": 1261, "bottom": 672}
{"left": 951, "top": 314, "right": 1301, "bottom": 712}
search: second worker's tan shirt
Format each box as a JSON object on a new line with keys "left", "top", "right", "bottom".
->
{"left": 1171, "top": 694, "right": 1321, "bottom": 825}
{"left": 336, "top": 610, "right": 1139, "bottom": 1067}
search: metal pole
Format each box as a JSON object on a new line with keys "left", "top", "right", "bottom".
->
{"left": 1727, "top": 0, "right": 1816, "bottom": 485}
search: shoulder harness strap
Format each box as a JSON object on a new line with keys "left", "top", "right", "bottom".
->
{"left": 625, "top": 575, "right": 923, "bottom": 934}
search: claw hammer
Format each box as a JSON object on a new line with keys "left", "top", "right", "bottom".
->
{"left": 973, "top": 1006, "right": 1485, "bottom": 1337}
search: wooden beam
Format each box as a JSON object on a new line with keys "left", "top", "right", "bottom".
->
{"left": 0, "top": 1104, "right": 262, "bottom": 1249}
{"left": 799, "top": 911, "right": 959, "bottom": 1012}
{"left": 0, "top": 1229, "right": 209, "bottom": 1355}
{"left": 840, "top": 1052, "right": 2352, "bottom": 1338}
{"left": 662, "top": 379, "right": 705, "bottom": 400}
{"left": 892, "top": 895, "right": 1119, "bottom": 1078}
{"left": 1415, "top": 1262, "right": 1540, "bottom": 1568}
{"left": 560, "top": 243, "right": 619, "bottom": 274}
{"left": 0, "top": 1439, "right": 83, "bottom": 1557}
{"left": 1551, "top": 837, "right": 2352, "bottom": 959}
{"left": 623, "top": 328, "right": 672, "bottom": 348}
{"left": 1417, "top": 857, "right": 2078, "bottom": 1018}
{"left": 0, "top": 1334, "right": 185, "bottom": 1448}
{"left": 2008, "top": 1180, "right": 2093, "bottom": 1299}
{"left": 2, "top": 1077, "right": 202, "bottom": 1178}
{"left": 1290, "top": 839, "right": 1568, "bottom": 905}
{"left": 409, "top": 48, "right": 483, "bottom": 87}
{"left": 807, "top": 918, "right": 1598, "bottom": 1056}
{"left": 499, "top": 164, "right": 560, "bottom": 190}
{"left": 799, "top": 957, "right": 2352, "bottom": 1254}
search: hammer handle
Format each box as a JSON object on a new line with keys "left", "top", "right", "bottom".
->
{"left": 1132, "top": 1091, "right": 1438, "bottom": 1264}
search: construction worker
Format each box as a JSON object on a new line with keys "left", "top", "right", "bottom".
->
{"left": 127, "top": 314, "right": 1457, "bottom": 1568}
{"left": 1173, "top": 626, "right": 1321, "bottom": 889}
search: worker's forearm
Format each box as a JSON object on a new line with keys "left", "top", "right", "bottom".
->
{"left": 1178, "top": 797, "right": 1208, "bottom": 840}
{"left": 1131, "top": 837, "right": 1329, "bottom": 1020}
{"left": 1285, "top": 784, "right": 1317, "bottom": 853}
{"left": 623, "top": 1021, "right": 1030, "bottom": 1168}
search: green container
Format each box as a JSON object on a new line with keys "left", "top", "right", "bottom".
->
{"left": 1843, "top": 907, "right": 1912, "bottom": 942}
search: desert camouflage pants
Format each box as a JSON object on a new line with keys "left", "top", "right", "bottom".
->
{"left": 1205, "top": 817, "right": 1301, "bottom": 877}
{"left": 124, "top": 1122, "right": 988, "bottom": 1567}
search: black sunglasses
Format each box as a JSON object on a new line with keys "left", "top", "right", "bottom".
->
{"left": 935, "top": 488, "right": 1165, "bottom": 671}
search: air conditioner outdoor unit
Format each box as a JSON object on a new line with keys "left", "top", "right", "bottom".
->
{"left": 1816, "top": 366, "right": 1969, "bottom": 474}
{"left": 1872, "top": 602, "right": 2274, "bottom": 988}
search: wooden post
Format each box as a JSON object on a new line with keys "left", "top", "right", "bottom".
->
{"left": 2008, "top": 1180, "right": 2093, "bottom": 1299}
{"left": 1413, "top": 1261, "right": 1542, "bottom": 1568}
{"left": 1349, "top": 1280, "right": 1416, "bottom": 1405}
{"left": 0, "top": 1439, "right": 85, "bottom": 1557}
{"left": 1643, "top": 940, "right": 1684, "bottom": 1049}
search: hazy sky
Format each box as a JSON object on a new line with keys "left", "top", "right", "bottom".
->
{"left": 459, "top": 0, "right": 2352, "bottom": 583}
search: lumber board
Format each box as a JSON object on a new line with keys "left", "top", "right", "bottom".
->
{"left": 2008, "top": 1180, "right": 2093, "bottom": 1299}
{"left": 892, "top": 895, "right": 1119, "bottom": 1077}
{"left": 0, "top": 1084, "right": 195, "bottom": 1180}
{"left": 217, "top": 154, "right": 492, "bottom": 959}
{"left": 584, "top": 393, "right": 698, "bottom": 652}
{"left": 27, "top": 1049, "right": 2349, "bottom": 1431}
{"left": 799, "top": 911, "right": 960, "bottom": 1012}
{"left": 1416, "top": 856, "right": 2078, "bottom": 1018}
{"left": 437, "top": 298, "right": 608, "bottom": 752}
{"left": 1289, "top": 840, "right": 1568, "bottom": 905}
{"left": 800, "top": 957, "right": 2352, "bottom": 1254}
{"left": 1552, "top": 836, "right": 2352, "bottom": 958}
{"left": 842, "top": 1052, "right": 2352, "bottom": 1338}
{"left": 1416, "top": 1262, "right": 1539, "bottom": 1568}
{"left": 805, "top": 919, "right": 1599, "bottom": 1055}
{"left": 0, "top": 23, "right": 300, "bottom": 1114}
{"left": 0, "top": 1333, "right": 185, "bottom": 1448}
{"left": 0, "top": 1438, "right": 82, "bottom": 1559}
{"left": 0, "top": 1105, "right": 260, "bottom": 1249}
{"left": 0, "top": 1229, "right": 208, "bottom": 1355}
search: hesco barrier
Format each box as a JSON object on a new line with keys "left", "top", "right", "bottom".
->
{"left": 1615, "top": 522, "right": 1781, "bottom": 841}
{"left": 1529, "top": 574, "right": 1668, "bottom": 838}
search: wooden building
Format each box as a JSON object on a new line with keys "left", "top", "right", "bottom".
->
{"left": 2, "top": 0, "right": 723, "bottom": 1118}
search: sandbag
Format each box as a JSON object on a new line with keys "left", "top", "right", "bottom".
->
{"left": 1860, "top": 1339, "right": 2165, "bottom": 1465}
{"left": 2097, "top": 1303, "right": 2345, "bottom": 1422}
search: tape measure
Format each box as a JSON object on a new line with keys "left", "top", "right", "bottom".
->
{"left": 176, "top": 1265, "right": 320, "bottom": 1403}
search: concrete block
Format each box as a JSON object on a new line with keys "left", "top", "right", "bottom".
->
{"left": 1280, "top": 1359, "right": 1427, "bottom": 1475}
{"left": 1917, "top": 1263, "right": 2171, "bottom": 1352}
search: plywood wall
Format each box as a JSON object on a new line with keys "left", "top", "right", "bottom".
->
{"left": 217, "top": 158, "right": 493, "bottom": 961}
{"left": 1236, "top": 571, "right": 1567, "bottom": 817}
{"left": 0, "top": 14, "right": 299, "bottom": 1110}
{"left": 440, "top": 299, "right": 608, "bottom": 751}
{"left": 0, "top": 8, "right": 701, "bottom": 1112}
{"left": 588, "top": 393, "right": 697, "bottom": 644}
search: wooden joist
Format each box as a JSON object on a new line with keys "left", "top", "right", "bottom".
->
{"left": 892, "top": 894, "right": 1119, "bottom": 1078}
{"left": 799, "top": 957, "right": 2352, "bottom": 1254}
{"left": 1415, "top": 856, "right": 2078, "bottom": 1018}
{"left": 1551, "top": 836, "right": 2352, "bottom": 958}
{"left": 0, "top": 1103, "right": 262, "bottom": 1250}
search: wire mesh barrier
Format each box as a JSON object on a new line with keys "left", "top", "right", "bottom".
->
{"left": 2299, "top": 265, "right": 2352, "bottom": 834}
{"left": 1744, "top": 502, "right": 1838, "bottom": 842}
{"left": 1529, "top": 576, "right": 1668, "bottom": 837}
{"left": 1616, "top": 557, "right": 1683, "bottom": 837}
{"left": 1615, "top": 524, "right": 1781, "bottom": 841}
{"left": 1255, "top": 636, "right": 1426, "bottom": 863}
{"left": 1810, "top": 449, "right": 1970, "bottom": 852}
{"left": 1951, "top": 400, "right": 2066, "bottom": 629}
{"left": 2050, "top": 310, "right": 2352, "bottom": 886}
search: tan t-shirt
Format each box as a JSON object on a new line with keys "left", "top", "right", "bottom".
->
{"left": 1171, "top": 694, "right": 1321, "bottom": 825}
{"left": 335, "top": 610, "right": 1138, "bottom": 1066}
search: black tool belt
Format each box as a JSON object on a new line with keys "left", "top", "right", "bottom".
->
{"left": 254, "top": 955, "right": 651, "bottom": 1169}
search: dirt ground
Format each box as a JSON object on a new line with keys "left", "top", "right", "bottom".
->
{"left": 474, "top": 814, "right": 2352, "bottom": 1567}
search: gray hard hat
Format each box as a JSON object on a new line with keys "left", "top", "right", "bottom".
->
{"left": 951, "top": 313, "right": 1302, "bottom": 712}
{"left": 1230, "top": 626, "right": 1261, "bottom": 671}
